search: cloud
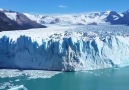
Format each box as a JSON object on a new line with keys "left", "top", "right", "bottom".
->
{"left": 58, "top": 5, "right": 68, "bottom": 8}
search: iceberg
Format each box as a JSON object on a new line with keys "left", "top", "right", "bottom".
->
{"left": 0, "top": 25, "right": 129, "bottom": 71}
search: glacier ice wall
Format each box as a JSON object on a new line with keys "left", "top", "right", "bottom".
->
{"left": 1, "top": 33, "right": 129, "bottom": 71}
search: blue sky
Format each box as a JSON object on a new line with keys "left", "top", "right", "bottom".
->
{"left": 0, "top": 0, "right": 129, "bottom": 14}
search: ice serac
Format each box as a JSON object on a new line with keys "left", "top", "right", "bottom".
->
{"left": 0, "top": 26, "right": 129, "bottom": 71}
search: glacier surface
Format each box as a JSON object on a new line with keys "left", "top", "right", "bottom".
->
{"left": 0, "top": 25, "right": 129, "bottom": 71}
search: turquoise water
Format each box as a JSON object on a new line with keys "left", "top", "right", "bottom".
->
{"left": 0, "top": 67, "right": 129, "bottom": 90}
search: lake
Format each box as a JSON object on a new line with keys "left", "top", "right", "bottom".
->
{"left": 0, "top": 67, "right": 129, "bottom": 90}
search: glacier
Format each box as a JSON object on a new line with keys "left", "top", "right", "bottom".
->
{"left": 0, "top": 25, "right": 129, "bottom": 71}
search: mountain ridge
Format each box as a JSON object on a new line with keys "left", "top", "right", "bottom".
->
{"left": 24, "top": 10, "right": 129, "bottom": 25}
{"left": 0, "top": 8, "right": 46, "bottom": 31}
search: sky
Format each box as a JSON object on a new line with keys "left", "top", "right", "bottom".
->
{"left": 0, "top": 0, "right": 129, "bottom": 14}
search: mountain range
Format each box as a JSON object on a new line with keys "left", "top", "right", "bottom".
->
{"left": 0, "top": 8, "right": 129, "bottom": 31}
{"left": 24, "top": 10, "right": 129, "bottom": 26}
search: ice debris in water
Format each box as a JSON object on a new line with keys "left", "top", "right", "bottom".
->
{"left": 0, "top": 69, "right": 61, "bottom": 79}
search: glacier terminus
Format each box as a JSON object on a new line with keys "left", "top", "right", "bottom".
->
{"left": 0, "top": 25, "right": 129, "bottom": 71}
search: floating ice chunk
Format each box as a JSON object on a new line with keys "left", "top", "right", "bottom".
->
{"left": 8, "top": 85, "right": 28, "bottom": 90}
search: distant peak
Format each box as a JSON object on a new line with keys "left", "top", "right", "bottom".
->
{"left": 126, "top": 9, "right": 129, "bottom": 12}
{"left": 0, "top": 8, "right": 18, "bottom": 14}
{"left": 124, "top": 9, "right": 129, "bottom": 13}
{"left": 122, "top": 9, "right": 129, "bottom": 14}
{"left": 0, "top": 8, "right": 4, "bottom": 11}
{"left": 105, "top": 11, "right": 111, "bottom": 14}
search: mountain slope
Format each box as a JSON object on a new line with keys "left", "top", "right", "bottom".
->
{"left": 122, "top": 10, "right": 129, "bottom": 25}
{"left": 0, "top": 9, "right": 46, "bottom": 31}
{"left": 0, "top": 11, "right": 21, "bottom": 31}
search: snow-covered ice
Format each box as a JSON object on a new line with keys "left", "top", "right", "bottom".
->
{"left": 8, "top": 85, "right": 28, "bottom": 90}
{"left": 0, "top": 69, "right": 61, "bottom": 89}
{"left": 0, "top": 69, "right": 61, "bottom": 79}
{"left": 0, "top": 25, "right": 129, "bottom": 71}
{"left": 0, "top": 82, "right": 28, "bottom": 90}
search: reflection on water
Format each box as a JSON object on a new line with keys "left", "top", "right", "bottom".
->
{"left": 0, "top": 67, "right": 129, "bottom": 90}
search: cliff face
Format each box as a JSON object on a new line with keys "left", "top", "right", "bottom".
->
{"left": 0, "top": 26, "right": 129, "bottom": 71}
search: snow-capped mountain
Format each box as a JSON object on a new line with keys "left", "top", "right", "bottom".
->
{"left": 1, "top": 8, "right": 129, "bottom": 31}
{"left": 24, "top": 10, "right": 129, "bottom": 25}
{"left": 24, "top": 12, "right": 109, "bottom": 25}
{"left": 0, "top": 25, "right": 129, "bottom": 71}
{"left": 122, "top": 10, "right": 129, "bottom": 25}
{"left": 0, "top": 8, "right": 46, "bottom": 31}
